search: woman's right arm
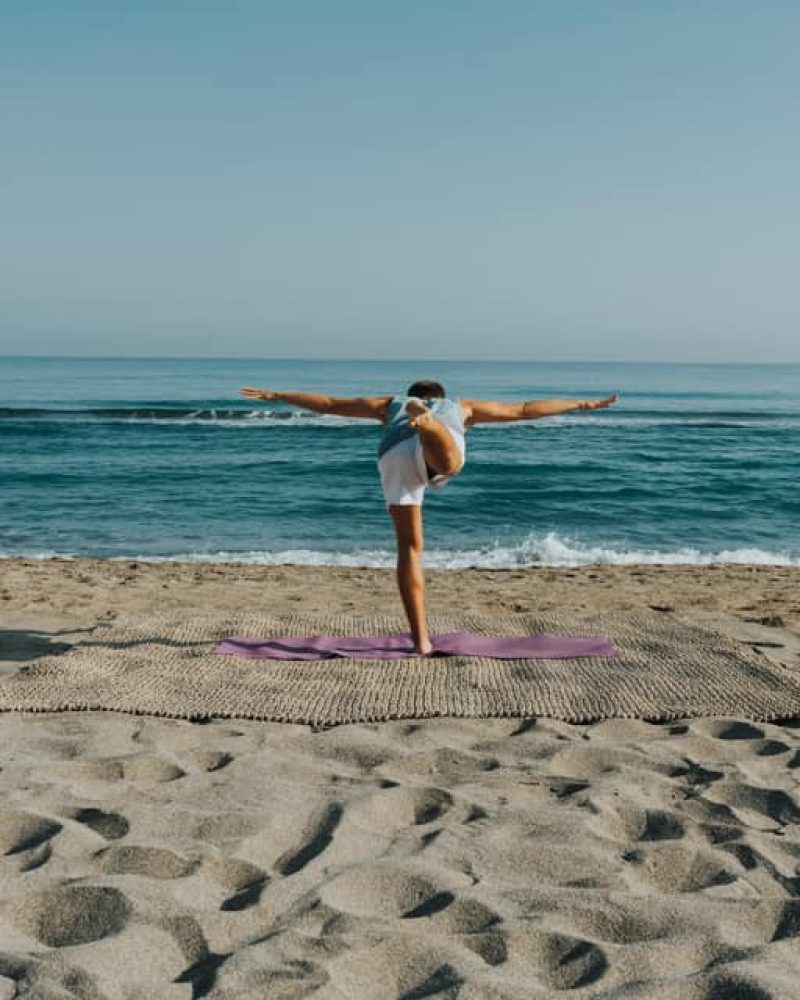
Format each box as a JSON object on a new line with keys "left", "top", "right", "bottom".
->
{"left": 240, "top": 388, "right": 392, "bottom": 421}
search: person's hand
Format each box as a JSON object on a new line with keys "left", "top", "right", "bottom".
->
{"left": 579, "top": 394, "right": 618, "bottom": 411}
{"left": 240, "top": 387, "right": 277, "bottom": 401}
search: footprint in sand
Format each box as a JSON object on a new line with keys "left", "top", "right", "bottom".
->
{"left": 772, "top": 899, "right": 800, "bottom": 942}
{"left": 568, "top": 896, "right": 683, "bottom": 945}
{"left": 593, "top": 801, "right": 686, "bottom": 843}
{"left": 203, "top": 854, "right": 268, "bottom": 893}
{"left": 55, "top": 756, "right": 185, "bottom": 785}
{"left": 189, "top": 749, "right": 234, "bottom": 772}
{"left": 706, "top": 782, "right": 800, "bottom": 826}
{"left": 621, "top": 843, "right": 737, "bottom": 893}
{"left": 274, "top": 801, "right": 343, "bottom": 876}
{"left": 668, "top": 758, "right": 725, "bottom": 790}
{"left": 693, "top": 719, "right": 765, "bottom": 741}
{"left": 346, "top": 785, "right": 454, "bottom": 835}
{"left": 320, "top": 864, "right": 498, "bottom": 942}
{"left": 10, "top": 885, "right": 131, "bottom": 947}
{"left": 0, "top": 811, "right": 62, "bottom": 856}
{"left": 461, "top": 932, "right": 508, "bottom": 966}
{"left": 326, "top": 939, "right": 468, "bottom": 1000}
{"left": 404, "top": 894, "right": 500, "bottom": 935}
{"left": 503, "top": 931, "right": 608, "bottom": 990}
{"left": 0, "top": 955, "right": 101, "bottom": 999}
{"left": 756, "top": 739, "right": 792, "bottom": 756}
{"left": 190, "top": 811, "right": 266, "bottom": 845}
{"left": 97, "top": 844, "right": 199, "bottom": 879}
{"left": 321, "top": 865, "right": 457, "bottom": 921}
{"left": 388, "top": 747, "right": 500, "bottom": 784}
{"left": 303, "top": 733, "right": 392, "bottom": 772}
{"left": 197, "top": 854, "right": 269, "bottom": 911}
{"left": 61, "top": 760, "right": 126, "bottom": 783}
{"left": 123, "top": 757, "right": 187, "bottom": 783}
{"left": 548, "top": 744, "right": 669, "bottom": 780}
{"left": 219, "top": 877, "right": 269, "bottom": 912}
{"left": 65, "top": 806, "right": 130, "bottom": 840}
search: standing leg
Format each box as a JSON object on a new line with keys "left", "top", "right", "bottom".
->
{"left": 389, "top": 505, "right": 432, "bottom": 655}
{"left": 406, "top": 400, "right": 464, "bottom": 476}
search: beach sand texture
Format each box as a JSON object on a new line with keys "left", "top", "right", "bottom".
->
{"left": 1, "top": 559, "right": 799, "bottom": 998}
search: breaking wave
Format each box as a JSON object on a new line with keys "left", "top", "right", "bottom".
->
{"left": 5, "top": 532, "right": 799, "bottom": 568}
{"left": 0, "top": 406, "right": 363, "bottom": 427}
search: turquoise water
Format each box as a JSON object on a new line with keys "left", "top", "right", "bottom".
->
{"left": 1, "top": 357, "right": 798, "bottom": 566}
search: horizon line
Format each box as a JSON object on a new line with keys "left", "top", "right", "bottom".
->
{"left": 2, "top": 355, "right": 799, "bottom": 367}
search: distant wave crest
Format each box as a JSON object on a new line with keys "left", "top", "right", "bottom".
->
{"left": 2, "top": 406, "right": 798, "bottom": 430}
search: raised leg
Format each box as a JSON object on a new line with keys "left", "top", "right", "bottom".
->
{"left": 406, "top": 400, "right": 463, "bottom": 477}
{"left": 389, "top": 504, "right": 432, "bottom": 655}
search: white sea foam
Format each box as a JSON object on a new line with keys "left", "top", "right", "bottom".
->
{"left": 104, "top": 411, "right": 366, "bottom": 428}
{"left": 7, "top": 533, "right": 797, "bottom": 568}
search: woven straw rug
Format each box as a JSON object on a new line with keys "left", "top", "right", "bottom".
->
{"left": 2, "top": 612, "right": 798, "bottom": 725}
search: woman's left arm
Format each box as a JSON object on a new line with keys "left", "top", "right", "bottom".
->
{"left": 463, "top": 394, "right": 618, "bottom": 424}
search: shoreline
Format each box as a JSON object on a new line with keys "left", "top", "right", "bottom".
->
{"left": 4, "top": 544, "right": 799, "bottom": 569}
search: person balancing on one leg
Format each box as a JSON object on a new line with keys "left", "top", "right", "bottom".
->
{"left": 241, "top": 380, "right": 618, "bottom": 655}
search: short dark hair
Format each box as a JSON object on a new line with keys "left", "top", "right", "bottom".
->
{"left": 407, "top": 379, "right": 446, "bottom": 399}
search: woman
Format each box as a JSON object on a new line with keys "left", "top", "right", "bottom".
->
{"left": 241, "top": 381, "right": 618, "bottom": 654}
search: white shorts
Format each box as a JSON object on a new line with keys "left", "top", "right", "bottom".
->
{"left": 378, "top": 432, "right": 466, "bottom": 507}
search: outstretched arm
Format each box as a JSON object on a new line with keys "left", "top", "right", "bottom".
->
{"left": 240, "top": 387, "right": 392, "bottom": 421}
{"left": 464, "top": 394, "right": 618, "bottom": 425}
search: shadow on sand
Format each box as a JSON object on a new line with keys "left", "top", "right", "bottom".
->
{"left": 0, "top": 626, "right": 214, "bottom": 664}
{"left": 0, "top": 624, "right": 110, "bottom": 663}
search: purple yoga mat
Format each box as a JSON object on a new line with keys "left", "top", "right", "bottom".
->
{"left": 215, "top": 631, "right": 617, "bottom": 661}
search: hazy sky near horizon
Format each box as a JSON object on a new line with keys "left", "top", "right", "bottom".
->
{"left": 2, "top": 2, "right": 799, "bottom": 362}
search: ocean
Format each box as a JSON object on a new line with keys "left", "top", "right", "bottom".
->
{"left": 1, "top": 357, "right": 798, "bottom": 567}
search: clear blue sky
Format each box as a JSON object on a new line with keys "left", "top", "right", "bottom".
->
{"left": 2, "top": 1, "right": 798, "bottom": 361}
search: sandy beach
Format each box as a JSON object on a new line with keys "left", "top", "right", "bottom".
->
{"left": 1, "top": 559, "right": 799, "bottom": 998}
